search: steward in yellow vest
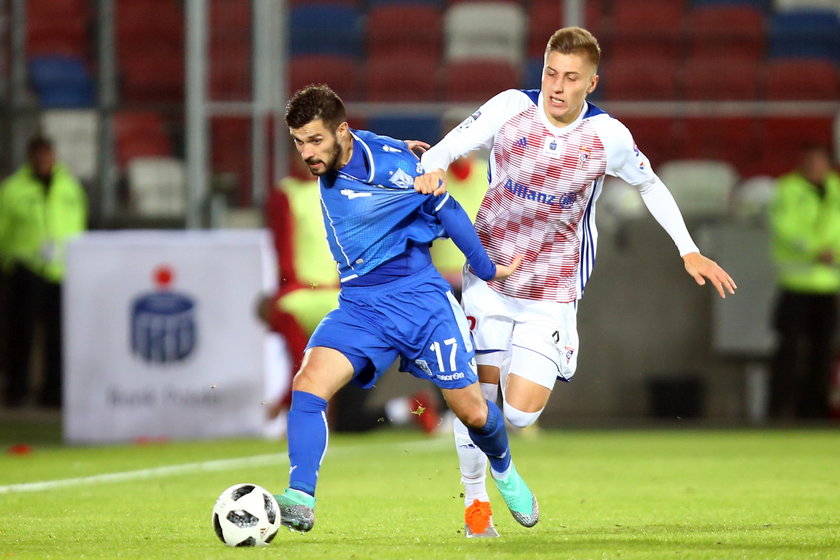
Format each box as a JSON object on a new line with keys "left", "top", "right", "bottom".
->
{"left": 0, "top": 136, "right": 87, "bottom": 407}
{"left": 768, "top": 144, "right": 840, "bottom": 419}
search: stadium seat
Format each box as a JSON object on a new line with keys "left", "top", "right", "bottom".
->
{"left": 682, "top": 4, "right": 766, "bottom": 63}
{"left": 690, "top": 0, "right": 772, "bottom": 11}
{"left": 618, "top": 116, "right": 683, "bottom": 166}
{"left": 211, "top": 116, "right": 252, "bottom": 207}
{"left": 27, "top": 55, "right": 96, "bottom": 108}
{"left": 680, "top": 117, "right": 762, "bottom": 173}
{"left": 605, "top": 0, "right": 686, "bottom": 60}
{"left": 768, "top": 9, "right": 840, "bottom": 62}
{"left": 774, "top": 0, "right": 840, "bottom": 16}
{"left": 764, "top": 58, "right": 840, "bottom": 100}
{"left": 120, "top": 51, "right": 185, "bottom": 103}
{"left": 366, "top": 53, "right": 441, "bottom": 102}
{"left": 443, "top": 59, "right": 520, "bottom": 102}
{"left": 731, "top": 175, "right": 776, "bottom": 222}
{"left": 210, "top": 42, "right": 251, "bottom": 101}
{"left": 600, "top": 54, "right": 679, "bottom": 100}
{"left": 127, "top": 156, "right": 187, "bottom": 218}
{"left": 289, "top": 4, "right": 363, "bottom": 57}
{"left": 681, "top": 58, "right": 761, "bottom": 100}
{"left": 288, "top": 54, "right": 363, "bottom": 101}
{"left": 366, "top": 3, "right": 443, "bottom": 60}
{"left": 526, "top": 0, "right": 605, "bottom": 57}
{"left": 444, "top": 1, "right": 527, "bottom": 65}
{"left": 656, "top": 159, "right": 739, "bottom": 220}
{"left": 749, "top": 116, "right": 834, "bottom": 176}
{"left": 27, "top": 17, "right": 90, "bottom": 58}
{"left": 41, "top": 109, "right": 99, "bottom": 182}
{"left": 114, "top": 111, "right": 173, "bottom": 167}
{"left": 366, "top": 114, "right": 442, "bottom": 145}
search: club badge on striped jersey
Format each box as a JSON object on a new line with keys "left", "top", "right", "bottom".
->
{"left": 542, "top": 137, "right": 563, "bottom": 158}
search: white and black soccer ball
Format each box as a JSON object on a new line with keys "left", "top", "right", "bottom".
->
{"left": 212, "top": 483, "right": 281, "bottom": 547}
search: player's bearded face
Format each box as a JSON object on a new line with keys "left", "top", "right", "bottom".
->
{"left": 304, "top": 135, "right": 342, "bottom": 176}
{"left": 291, "top": 119, "right": 344, "bottom": 176}
{"left": 541, "top": 51, "right": 599, "bottom": 128}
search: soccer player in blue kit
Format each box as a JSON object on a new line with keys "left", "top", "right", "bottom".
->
{"left": 274, "top": 84, "right": 539, "bottom": 534}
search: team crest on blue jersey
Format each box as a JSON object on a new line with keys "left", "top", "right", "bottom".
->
{"left": 130, "top": 265, "right": 197, "bottom": 364}
{"left": 414, "top": 359, "right": 433, "bottom": 377}
{"left": 388, "top": 168, "right": 415, "bottom": 189}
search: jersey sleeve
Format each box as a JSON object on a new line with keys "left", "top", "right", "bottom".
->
{"left": 596, "top": 116, "right": 700, "bottom": 256}
{"left": 421, "top": 89, "right": 530, "bottom": 172}
{"left": 424, "top": 193, "right": 496, "bottom": 281}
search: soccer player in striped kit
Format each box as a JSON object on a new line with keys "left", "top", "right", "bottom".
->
{"left": 416, "top": 27, "right": 737, "bottom": 537}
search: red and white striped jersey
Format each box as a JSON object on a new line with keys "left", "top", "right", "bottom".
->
{"left": 422, "top": 89, "right": 697, "bottom": 303}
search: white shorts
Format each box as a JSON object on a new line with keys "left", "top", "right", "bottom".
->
{"left": 461, "top": 269, "right": 579, "bottom": 390}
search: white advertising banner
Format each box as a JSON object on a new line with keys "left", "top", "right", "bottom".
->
{"left": 63, "top": 229, "right": 286, "bottom": 443}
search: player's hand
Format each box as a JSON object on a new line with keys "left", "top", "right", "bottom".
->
{"left": 683, "top": 252, "right": 737, "bottom": 299}
{"left": 404, "top": 140, "right": 430, "bottom": 156}
{"left": 493, "top": 254, "right": 523, "bottom": 281}
{"left": 414, "top": 169, "right": 447, "bottom": 196}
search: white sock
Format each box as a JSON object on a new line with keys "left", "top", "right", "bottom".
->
{"left": 384, "top": 397, "right": 411, "bottom": 425}
{"left": 453, "top": 416, "right": 489, "bottom": 507}
{"left": 479, "top": 382, "right": 499, "bottom": 403}
{"left": 503, "top": 402, "right": 542, "bottom": 428}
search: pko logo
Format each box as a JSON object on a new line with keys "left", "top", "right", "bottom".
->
{"left": 130, "top": 265, "right": 197, "bottom": 364}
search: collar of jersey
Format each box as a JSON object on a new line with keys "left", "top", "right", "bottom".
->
{"left": 336, "top": 132, "right": 373, "bottom": 184}
{"left": 536, "top": 96, "right": 588, "bottom": 136}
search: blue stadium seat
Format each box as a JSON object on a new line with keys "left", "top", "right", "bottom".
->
{"left": 690, "top": 0, "right": 771, "bottom": 12}
{"left": 367, "top": 115, "right": 442, "bottom": 145}
{"left": 289, "top": 4, "right": 363, "bottom": 56}
{"left": 768, "top": 9, "right": 840, "bottom": 62}
{"left": 28, "top": 55, "right": 96, "bottom": 108}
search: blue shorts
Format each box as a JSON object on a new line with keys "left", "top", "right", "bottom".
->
{"left": 307, "top": 265, "right": 478, "bottom": 390}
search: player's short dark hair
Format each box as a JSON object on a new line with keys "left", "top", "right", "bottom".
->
{"left": 26, "top": 135, "right": 53, "bottom": 157}
{"left": 545, "top": 27, "right": 601, "bottom": 69}
{"left": 285, "top": 84, "right": 347, "bottom": 132}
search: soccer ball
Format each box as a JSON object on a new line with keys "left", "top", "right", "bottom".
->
{"left": 212, "top": 483, "right": 281, "bottom": 547}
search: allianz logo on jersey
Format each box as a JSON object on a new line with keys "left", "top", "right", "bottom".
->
{"left": 504, "top": 178, "right": 577, "bottom": 208}
{"left": 130, "top": 265, "right": 197, "bottom": 365}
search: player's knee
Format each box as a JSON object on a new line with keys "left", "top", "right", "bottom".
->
{"left": 504, "top": 403, "right": 542, "bottom": 428}
{"left": 453, "top": 401, "right": 488, "bottom": 430}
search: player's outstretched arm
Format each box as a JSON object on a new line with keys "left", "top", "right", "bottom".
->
{"left": 682, "top": 252, "right": 737, "bottom": 299}
{"left": 414, "top": 168, "right": 447, "bottom": 196}
{"left": 493, "top": 255, "right": 523, "bottom": 280}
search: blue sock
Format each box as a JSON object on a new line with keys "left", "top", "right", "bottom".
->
{"left": 467, "top": 399, "right": 512, "bottom": 475}
{"left": 287, "top": 390, "right": 329, "bottom": 497}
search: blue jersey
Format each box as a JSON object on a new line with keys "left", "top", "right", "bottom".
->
{"left": 318, "top": 129, "right": 492, "bottom": 283}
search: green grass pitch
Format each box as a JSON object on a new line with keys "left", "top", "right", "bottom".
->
{"left": 1, "top": 426, "right": 838, "bottom": 559}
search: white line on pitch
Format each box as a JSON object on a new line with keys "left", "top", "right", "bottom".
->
{"left": 0, "top": 437, "right": 450, "bottom": 495}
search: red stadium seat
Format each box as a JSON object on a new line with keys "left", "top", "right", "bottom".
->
{"left": 600, "top": 54, "right": 680, "bottom": 100}
{"left": 527, "top": 0, "right": 605, "bottom": 57}
{"left": 748, "top": 116, "right": 834, "bottom": 176}
{"left": 617, "top": 116, "right": 683, "bottom": 166}
{"left": 680, "top": 117, "right": 762, "bottom": 174}
{"left": 210, "top": 41, "right": 251, "bottom": 100}
{"left": 366, "top": 53, "right": 441, "bottom": 102}
{"left": 764, "top": 58, "right": 840, "bottom": 100}
{"left": 366, "top": 4, "right": 443, "bottom": 60}
{"left": 443, "top": 59, "right": 519, "bottom": 102}
{"left": 604, "top": 0, "right": 686, "bottom": 60}
{"left": 683, "top": 5, "right": 766, "bottom": 63}
{"left": 681, "top": 58, "right": 761, "bottom": 100}
{"left": 289, "top": 55, "right": 363, "bottom": 101}
{"left": 114, "top": 111, "right": 173, "bottom": 167}
{"left": 27, "top": 18, "right": 89, "bottom": 58}
{"left": 212, "top": 116, "right": 252, "bottom": 207}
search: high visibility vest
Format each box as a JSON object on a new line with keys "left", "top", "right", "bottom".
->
{"left": 770, "top": 170, "right": 840, "bottom": 294}
{"left": 0, "top": 163, "right": 87, "bottom": 282}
